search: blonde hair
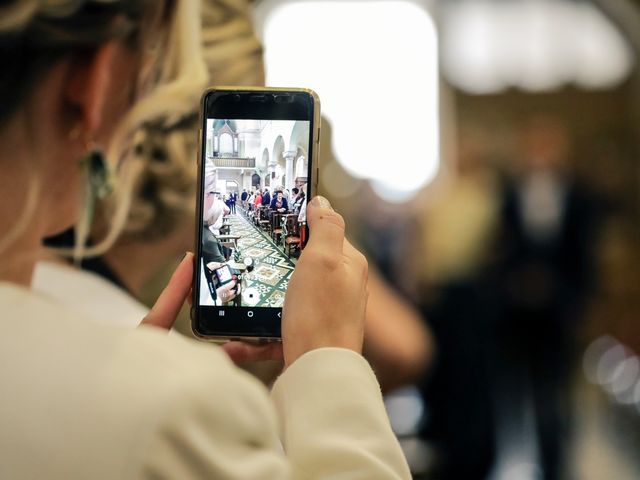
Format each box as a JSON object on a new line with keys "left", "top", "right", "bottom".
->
{"left": 0, "top": 0, "right": 182, "bottom": 260}
{"left": 77, "top": 0, "right": 209, "bottom": 257}
{"left": 120, "top": 0, "right": 264, "bottom": 241}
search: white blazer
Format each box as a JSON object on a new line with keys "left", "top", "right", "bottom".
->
{"left": 0, "top": 283, "right": 411, "bottom": 479}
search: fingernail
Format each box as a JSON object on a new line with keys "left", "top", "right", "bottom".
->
{"left": 310, "top": 195, "right": 332, "bottom": 209}
{"left": 181, "top": 251, "right": 193, "bottom": 262}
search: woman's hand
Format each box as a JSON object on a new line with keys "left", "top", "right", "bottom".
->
{"left": 140, "top": 252, "right": 194, "bottom": 330}
{"left": 206, "top": 261, "right": 224, "bottom": 271}
{"left": 140, "top": 252, "right": 281, "bottom": 363}
{"left": 221, "top": 342, "right": 283, "bottom": 364}
{"left": 282, "top": 196, "right": 369, "bottom": 368}
{"left": 216, "top": 279, "right": 239, "bottom": 304}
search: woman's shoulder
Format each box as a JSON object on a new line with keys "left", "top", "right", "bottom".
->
{"left": 32, "top": 260, "right": 148, "bottom": 327}
{"left": 0, "top": 281, "right": 262, "bottom": 392}
{"left": 0, "top": 283, "right": 278, "bottom": 478}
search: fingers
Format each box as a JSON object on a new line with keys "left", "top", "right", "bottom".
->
{"left": 140, "top": 252, "right": 193, "bottom": 330}
{"left": 206, "top": 261, "right": 224, "bottom": 271}
{"left": 216, "top": 280, "right": 237, "bottom": 299}
{"left": 306, "top": 196, "right": 345, "bottom": 252}
{"left": 218, "top": 280, "right": 236, "bottom": 293}
{"left": 217, "top": 280, "right": 237, "bottom": 303}
{"left": 222, "top": 341, "right": 284, "bottom": 364}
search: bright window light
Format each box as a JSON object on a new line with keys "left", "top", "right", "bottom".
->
{"left": 256, "top": 0, "right": 440, "bottom": 202}
{"left": 441, "top": 0, "right": 635, "bottom": 94}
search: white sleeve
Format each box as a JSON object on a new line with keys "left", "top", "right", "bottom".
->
{"left": 272, "top": 348, "right": 412, "bottom": 480}
{"left": 139, "top": 357, "right": 290, "bottom": 480}
{"left": 139, "top": 347, "right": 410, "bottom": 480}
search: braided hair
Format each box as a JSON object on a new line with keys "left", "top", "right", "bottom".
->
{"left": 122, "top": 0, "right": 265, "bottom": 239}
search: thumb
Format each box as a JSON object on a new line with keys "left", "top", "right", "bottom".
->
{"left": 306, "top": 195, "right": 345, "bottom": 252}
{"left": 140, "top": 252, "right": 194, "bottom": 330}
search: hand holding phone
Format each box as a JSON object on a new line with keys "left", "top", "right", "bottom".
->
{"left": 281, "top": 197, "right": 369, "bottom": 367}
{"left": 220, "top": 196, "right": 369, "bottom": 367}
{"left": 140, "top": 253, "right": 194, "bottom": 331}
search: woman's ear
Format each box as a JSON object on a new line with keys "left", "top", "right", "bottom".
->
{"left": 64, "top": 42, "right": 118, "bottom": 137}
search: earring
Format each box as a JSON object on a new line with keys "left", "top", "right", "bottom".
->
{"left": 74, "top": 147, "right": 113, "bottom": 262}
{"left": 81, "top": 148, "right": 112, "bottom": 199}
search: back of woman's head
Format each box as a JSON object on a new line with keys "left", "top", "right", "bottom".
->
{"left": 0, "top": 0, "right": 208, "bottom": 259}
{"left": 0, "top": 0, "right": 162, "bottom": 126}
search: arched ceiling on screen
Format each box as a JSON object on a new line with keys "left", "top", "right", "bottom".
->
{"left": 440, "top": 0, "right": 635, "bottom": 94}
{"left": 212, "top": 119, "right": 238, "bottom": 131}
{"left": 289, "top": 121, "right": 309, "bottom": 159}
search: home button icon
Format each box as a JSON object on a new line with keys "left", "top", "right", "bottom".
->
{"left": 247, "top": 311, "right": 254, "bottom": 318}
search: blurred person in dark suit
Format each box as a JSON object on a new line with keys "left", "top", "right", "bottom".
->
{"left": 412, "top": 126, "right": 500, "bottom": 480}
{"left": 228, "top": 190, "right": 237, "bottom": 214}
{"left": 240, "top": 189, "right": 248, "bottom": 209}
{"left": 262, "top": 188, "right": 271, "bottom": 207}
{"left": 492, "top": 116, "right": 597, "bottom": 480}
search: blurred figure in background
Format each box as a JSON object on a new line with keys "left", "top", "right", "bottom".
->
{"left": 253, "top": 188, "right": 262, "bottom": 209}
{"left": 414, "top": 125, "right": 500, "bottom": 480}
{"left": 491, "top": 116, "right": 597, "bottom": 480}
{"left": 228, "top": 189, "right": 237, "bottom": 214}
{"left": 240, "top": 189, "right": 247, "bottom": 209}
{"left": 262, "top": 187, "right": 271, "bottom": 207}
{"left": 291, "top": 187, "right": 303, "bottom": 213}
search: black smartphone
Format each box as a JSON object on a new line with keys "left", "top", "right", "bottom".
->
{"left": 192, "top": 87, "right": 320, "bottom": 341}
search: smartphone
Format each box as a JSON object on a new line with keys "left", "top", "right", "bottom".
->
{"left": 192, "top": 87, "right": 320, "bottom": 341}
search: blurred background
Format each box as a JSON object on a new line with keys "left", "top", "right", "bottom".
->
{"left": 251, "top": 0, "right": 640, "bottom": 479}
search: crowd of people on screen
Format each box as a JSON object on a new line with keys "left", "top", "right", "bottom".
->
{"left": 226, "top": 186, "right": 307, "bottom": 222}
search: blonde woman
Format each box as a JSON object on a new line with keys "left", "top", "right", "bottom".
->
{"left": 0, "top": 1, "right": 411, "bottom": 478}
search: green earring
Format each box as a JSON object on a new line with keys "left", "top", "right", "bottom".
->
{"left": 81, "top": 148, "right": 112, "bottom": 227}
{"left": 82, "top": 149, "right": 112, "bottom": 200}
{"left": 75, "top": 149, "right": 113, "bottom": 262}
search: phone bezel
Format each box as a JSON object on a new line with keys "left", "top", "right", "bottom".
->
{"left": 192, "top": 87, "right": 320, "bottom": 342}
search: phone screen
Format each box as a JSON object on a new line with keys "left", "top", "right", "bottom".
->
{"left": 193, "top": 89, "right": 318, "bottom": 339}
